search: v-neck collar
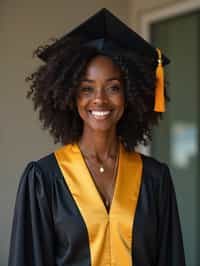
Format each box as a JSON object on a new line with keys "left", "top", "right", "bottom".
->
{"left": 77, "top": 142, "right": 121, "bottom": 215}
{"left": 55, "top": 142, "right": 142, "bottom": 218}
{"left": 54, "top": 142, "right": 143, "bottom": 266}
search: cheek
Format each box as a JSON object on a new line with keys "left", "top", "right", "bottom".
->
{"left": 115, "top": 94, "right": 125, "bottom": 109}
{"left": 116, "top": 95, "right": 125, "bottom": 118}
{"left": 76, "top": 98, "right": 88, "bottom": 118}
{"left": 76, "top": 97, "right": 84, "bottom": 110}
{"left": 76, "top": 94, "right": 90, "bottom": 106}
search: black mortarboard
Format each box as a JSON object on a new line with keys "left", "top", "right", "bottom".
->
{"left": 38, "top": 8, "right": 170, "bottom": 112}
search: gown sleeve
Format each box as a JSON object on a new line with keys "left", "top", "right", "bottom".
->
{"left": 8, "top": 162, "right": 55, "bottom": 266}
{"left": 157, "top": 165, "right": 186, "bottom": 266}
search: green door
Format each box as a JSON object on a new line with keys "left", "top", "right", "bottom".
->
{"left": 151, "top": 11, "right": 200, "bottom": 266}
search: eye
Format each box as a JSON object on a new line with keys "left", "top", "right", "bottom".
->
{"left": 79, "top": 86, "right": 94, "bottom": 94}
{"left": 107, "top": 85, "right": 122, "bottom": 94}
{"left": 111, "top": 86, "right": 120, "bottom": 91}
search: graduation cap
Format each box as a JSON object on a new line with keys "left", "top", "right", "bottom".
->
{"left": 38, "top": 8, "right": 170, "bottom": 112}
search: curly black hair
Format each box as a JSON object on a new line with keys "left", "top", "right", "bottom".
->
{"left": 26, "top": 38, "right": 169, "bottom": 151}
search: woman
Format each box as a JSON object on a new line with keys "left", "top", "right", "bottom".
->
{"left": 8, "top": 8, "right": 185, "bottom": 266}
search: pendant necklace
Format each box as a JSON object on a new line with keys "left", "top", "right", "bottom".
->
{"left": 97, "top": 142, "right": 119, "bottom": 175}
{"left": 79, "top": 143, "right": 118, "bottom": 174}
{"left": 99, "top": 165, "right": 105, "bottom": 173}
{"left": 78, "top": 141, "right": 120, "bottom": 209}
{"left": 104, "top": 150, "right": 119, "bottom": 208}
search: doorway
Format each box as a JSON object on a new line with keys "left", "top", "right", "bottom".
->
{"left": 150, "top": 10, "right": 200, "bottom": 266}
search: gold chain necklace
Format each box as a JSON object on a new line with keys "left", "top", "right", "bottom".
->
{"left": 79, "top": 142, "right": 120, "bottom": 208}
{"left": 104, "top": 150, "right": 119, "bottom": 208}
{"left": 79, "top": 142, "right": 119, "bottom": 174}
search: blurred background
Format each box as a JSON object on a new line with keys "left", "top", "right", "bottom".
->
{"left": 0, "top": 0, "right": 199, "bottom": 265}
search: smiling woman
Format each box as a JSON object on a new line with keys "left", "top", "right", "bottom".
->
{"left": 8, "top": 8, "right": 186, "bottom": 266}
{"left": 77, "top": 55, "right": 125, "bottom": 133}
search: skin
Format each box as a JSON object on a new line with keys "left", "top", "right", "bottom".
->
{"left": 76, "top": 55, "right": 125, "bottom": 209}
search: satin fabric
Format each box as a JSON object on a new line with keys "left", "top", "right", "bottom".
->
{"left": 55, "top": 143, "right": 142, "bottom": 266}
{"left": 8, "top": 144, "right": 186, "bottom": 266}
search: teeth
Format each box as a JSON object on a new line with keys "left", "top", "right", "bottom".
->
{"left": 91, "top": 111, "right": 111, "bottom": 116}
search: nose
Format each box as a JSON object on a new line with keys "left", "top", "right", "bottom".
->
{"left": 93, "top": 88, "right": 108, "bottom": 104}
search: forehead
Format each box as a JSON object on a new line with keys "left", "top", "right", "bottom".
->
{"left": 83, "top": 55, "right": 122, "bottom": 79}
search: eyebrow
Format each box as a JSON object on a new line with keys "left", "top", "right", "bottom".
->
{"left": 80, "top": 77, "right": 122, "bottom": 83}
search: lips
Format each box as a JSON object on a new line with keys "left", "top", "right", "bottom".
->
{"left": 89, "top": 110, "right": 112, "bottom": 120}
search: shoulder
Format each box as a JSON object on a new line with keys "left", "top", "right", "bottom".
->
{"left": 37, "top": 152, "right": 60, "bottom": 178}
{"left": 21, "top": 151, "right": 62, "bottom": 186}
{"left": 139, "top": 153, "right": 172, "bottom": 188}
{"left": 136, "top": 154, "right": 176, "bottom": 205}
{"left": 23, "top": 144, "right": 75, "bottom": 181}
{"left": 141, "top": 154, "right": 169, "bottom": 177}
{"left": 17, "top": 152, "right": 63, "bottom": 201}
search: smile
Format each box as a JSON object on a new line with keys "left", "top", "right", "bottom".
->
{"left": 89, "top": 110, "right": 111, "bottom": 120}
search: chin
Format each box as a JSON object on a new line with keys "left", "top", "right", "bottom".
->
{"left": 86, "top": 122, "right": 116, "bottom": 133}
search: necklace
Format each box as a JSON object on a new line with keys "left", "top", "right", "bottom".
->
{"left": 78, "top": 142, "right": 120, "bottom": 209}
{"left": 104, "top": 149, "right": 119, "bottom": 208}
{"left": 99, "top": 165, "right": 105, "bottom": 173}
{"left": 79, "top": 141, "right": 119, "bottom": 174}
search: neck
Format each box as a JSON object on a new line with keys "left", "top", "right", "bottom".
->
{"left": 78, "top": 128, "right": 119, "bottom": 161}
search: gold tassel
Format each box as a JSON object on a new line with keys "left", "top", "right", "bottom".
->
{"left": 154, "top": 48, "right": 165, "bottom": 112}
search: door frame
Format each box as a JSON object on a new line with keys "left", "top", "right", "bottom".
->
{"left": 137, "top": 0, "right": 200, "bottom": 155}
{"left": 140, "top": 0, "right": 200, "bottom": 41}
{"left": 139, "top": 1, "right": 200, "bottom": 264}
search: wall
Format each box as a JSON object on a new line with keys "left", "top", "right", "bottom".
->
{"left": 0, "top": 2, "right": 129, "bottom": 265}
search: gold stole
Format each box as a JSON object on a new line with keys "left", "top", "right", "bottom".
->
{"left": 55, "top": 143, "right": 142, "bottom": 266}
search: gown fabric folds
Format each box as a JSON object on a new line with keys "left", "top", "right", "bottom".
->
{"left": 8, "top": 144, "right": 186, "bottom": 266}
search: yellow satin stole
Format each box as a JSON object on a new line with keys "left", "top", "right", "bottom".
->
{"left": 55, "top": 143, "right": 142, "bottom": 266}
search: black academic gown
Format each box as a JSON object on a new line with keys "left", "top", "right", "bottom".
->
{"left": 8, "top": 143, "right": 186, "bottom": 266}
